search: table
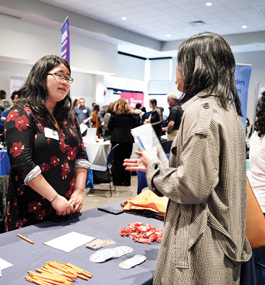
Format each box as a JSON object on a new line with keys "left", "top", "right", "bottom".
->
{"left": 84, "top": 140, "right": 111, "bottom": 166}
{"left": 0, "top": 149, "right": 10, "bottom": 176}
{"left": 0, "top": 201, "right": 162, "bottom": 284}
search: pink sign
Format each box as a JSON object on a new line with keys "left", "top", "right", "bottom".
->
{"left": 121, "top": 92, "right": 144, "bottom": 109}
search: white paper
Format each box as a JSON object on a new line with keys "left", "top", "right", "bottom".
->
{"left": 79, "top": 123, "right": 88, "bottom": 134}
{"left": 44, "top": 232, "right": 94, "bottom": 252}
{"left": 0, "top": 258, "right": 13, "bottom": 271}
{"left": 131, "top": 124, "right": 169, "bottom": 166}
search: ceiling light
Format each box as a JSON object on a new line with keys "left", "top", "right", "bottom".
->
{"left": 206, "top": 2, "right": 212, "bottom": 6}
{"left": 242, "top": 25, "right": 247, "bottom": 29}
{"left": 121, "top": 17, "right": 127, "bottom": 21}
{"left": 166, "top": 34, "right": 172, "bottom": 38}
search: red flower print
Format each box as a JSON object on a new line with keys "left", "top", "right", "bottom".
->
{"left": 24, "top": 105, "right": 32, "bottom": 115}
{"left": 6, "top": 201, "right": 10, "bottom": 215}
{"left": 67, "top": 147, "right": 76, "bottom": 160}
{"left": 16, "top": 219, "right": 27, "bottom": 228}
{"left": 39, "top": 163, "right": 51, "bottom": 172}
{"left": 37, "top": 209, "right": 46, "bottom": 221}
{"left": 10, "top": 142, "right": 24, "bottom": 157}
{"left": 28, "top": 201, "right": 42, "bottom": 213}
{"left": 61, "top": 162, "right": 70, "bottom": 179}
{"left": 15, "top": 115, "right": 29, "bottom": 131}
{"left": 18, "top": 185, "right": 24, "bottom": 196}
{"left": 59, "top": 138, "right": 70, "bottom": 153}
{"left": 65, "top": 188, "right": 73, "bottom": 199}
{"left": 50, "top": 156, "right": 60, "bottom": 167}
{"left": 69, "top": 178, "right": 75, "bottom": 190}
{"left": 69, "top": 129, "right": 76, "bottom": 137}
{"left": 7, "top": 109, "right": 19, "bottom": 122}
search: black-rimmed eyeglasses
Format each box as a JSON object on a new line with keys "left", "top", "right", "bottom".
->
{"left": 47, "top": 73, "right": 74, "bottom": 83}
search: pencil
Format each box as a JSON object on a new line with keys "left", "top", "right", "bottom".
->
{"left": 17, "top": 233, "right": 34, "bottom": 244}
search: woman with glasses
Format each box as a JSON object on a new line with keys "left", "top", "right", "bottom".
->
{"left": 124, "top": 32, "right": 252, "bottom": 284}
{"left": 4, "top": 55, "right": 90, "bottom": 231}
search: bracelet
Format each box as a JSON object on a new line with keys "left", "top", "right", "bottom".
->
{"left": 50, "top": 193, "right": 58, "bottom": 203}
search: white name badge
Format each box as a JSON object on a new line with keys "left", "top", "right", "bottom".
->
{"left": 83, "top": 109, "right": 87, "bottom": 113}
{"left": 44, "top": 127, "right": 59, "bottom": 141}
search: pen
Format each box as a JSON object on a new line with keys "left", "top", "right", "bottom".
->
{"left": 137, "top": 136, "right": 145, "bottom": 149}
{"left": 17, "top": 233, "right": 34, "bottom": 244}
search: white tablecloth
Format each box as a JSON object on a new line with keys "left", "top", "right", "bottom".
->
{"left": 84, "top": 140, "right": 111, "bottom": 166}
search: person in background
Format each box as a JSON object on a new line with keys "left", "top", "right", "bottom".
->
{"left": 5, "top": 55, "right": 90, "bottom": 231}
{"left": 102, "top": 102, "right": 114, "bottom": 140}
{"left": 72, "top": 98, "right": 79, "bottom": 109}
{"left": 0, "top": 90, "right": 11, "bottom": 110}
{"left": 108, "top": 98, "right": 136, "bottom": 186}
{"left": 74, "top": 97, "right": 91, "bottom": 136}
{"left": 90, "top": 104, "right": 100, "bottom": 138}
{"left": 124, "top": 32, "right": 251, "bottom": 284}
{"left": 249, "top": 90, "right": 265, "bottom": 284}
{"left": 133, "top": 103, "right": 144, "bottom": 126}
{"left": 162, "top": 93, "right": 183, "bottom": 141}
{"left": 144, "top": 99, "right": 162, "bottom": 140}
{"left": 0, "top": 91, "right": 20, "bottom": 143}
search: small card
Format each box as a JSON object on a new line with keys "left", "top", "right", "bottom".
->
{"left": 119, "top": 254, "right": 146, "bottom": 270}
{"left": 0, "top": 258, "right": 13, "bottom": 271}
{"left": 86, "top": 239, "right": 116, "bottom": 250}
{"left": 44, "top": 127, "right": 59, "bottom": 140}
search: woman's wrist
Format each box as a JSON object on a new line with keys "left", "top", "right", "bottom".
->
{"left": 50, "top": 193, "right": 59, "bottom": 203}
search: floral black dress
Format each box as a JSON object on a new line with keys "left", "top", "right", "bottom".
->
{"left": 5, "top": 102, "right": 88, "bottom": 231}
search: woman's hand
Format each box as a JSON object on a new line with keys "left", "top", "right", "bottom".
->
{"left": 69, "top": 189, "right": 84, "bottom": 213}
{"left": 51, "top": 195, "right": 74, "bottom": 216}
{"left": 123, "top": 149, "right": 159, "bottom": 171}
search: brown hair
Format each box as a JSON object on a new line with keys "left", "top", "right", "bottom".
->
{"left": 114, "top": 98, "right": 133, "bottom": 115}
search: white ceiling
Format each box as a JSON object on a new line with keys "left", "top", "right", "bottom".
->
{"left": 1, "top": 0, "right": 265, "bottom": 57}
{"left": 38, "top": 0, "right": 265, "bottom": 42}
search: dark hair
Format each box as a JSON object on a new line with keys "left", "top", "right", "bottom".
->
{"left": 177, "top": 32, "right": 242, "bottom": 116}
{"left": 93, "top": 104, "right": 100, "bottom": 112}
{"left": 135, "top": 103, "right": 141, "bottom": 109}
{"left": 141, "top": 107, "right": 146, "bottom": 113}
{"left": 254, "top": 91, "right": 265, "bottom": 137}
{"left": 11, "top": 91, "right": 19, "bottom": 100}
{"left": 0, "top": 90, "right": 6, "bottom": 100}
{"left": 150, "top": 99, "right": 157, "bottom": 107}
{"left": 19, "top": 55, "right": 73, "bottom": 126}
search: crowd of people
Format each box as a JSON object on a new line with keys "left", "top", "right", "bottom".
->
{"left": 0, "top": 31, "right": 264, "bottom": 284}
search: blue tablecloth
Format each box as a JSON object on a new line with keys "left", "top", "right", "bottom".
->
{"left": 0, "top": 149, "right": 10, "bottom": 175}
{"left": 0, "top": 201, "right": 162, "bottom": 284}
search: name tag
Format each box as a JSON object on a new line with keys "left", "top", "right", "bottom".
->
{"left": 44, "top": 127, "right": 59, "bottom": 141}
{"left": 83, "top": 109, "right": 87, "bottom": 113}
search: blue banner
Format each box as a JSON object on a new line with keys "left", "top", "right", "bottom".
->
{"left": 61, "top": 17, "right": 70, "bottom": 64}
{"left": 235, "top": 64, "right": 252, "bottom": 133}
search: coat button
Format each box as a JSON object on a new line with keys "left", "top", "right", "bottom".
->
{"left": 203, "top": 103, "right": 209, "bottom": 109}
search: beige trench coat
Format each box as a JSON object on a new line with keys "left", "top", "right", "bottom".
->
{"left": 146, "top": 92, "right": 252, "bottom": 285}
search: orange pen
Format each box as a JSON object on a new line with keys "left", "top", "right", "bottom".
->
{"left": 17, "top": 233, "right": 34, "bottom": 244}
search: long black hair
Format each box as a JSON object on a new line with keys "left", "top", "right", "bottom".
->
{"left": 19, "top": 55, "right": 73, "bottom": 126}
{"left": 178, "top": 32, "right": 242, "bottom": 116}
{"left": 254, "top": 91, "right": 265, "bottom": 137}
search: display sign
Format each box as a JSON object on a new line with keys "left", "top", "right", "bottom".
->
{"left": 121, "top": 92, "right": 144, "bottom": 109}
{"left": 61, "top": 17, "right": 70, "bottom": 64}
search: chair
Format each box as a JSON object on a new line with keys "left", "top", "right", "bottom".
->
{"left": 89, "top": 144, "right": 119, "bottom": 197}
{"left": 136, "top": 170, "right": 148, "bottom": 194}
{"left": 161, "top": 140, "right": 173, "bottom": 158}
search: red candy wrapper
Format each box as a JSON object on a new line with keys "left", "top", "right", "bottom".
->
{"left": 120, "top": 222, "right": 163, "bottom": 244}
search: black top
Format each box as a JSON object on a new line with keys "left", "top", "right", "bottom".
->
{"left": 167, "top": 105, "right": 183, "bottom": 130}
{"left": 5, "top": 102, "right": 88, "bottom": 231}
{"left": 108, "top": 113, "right": 136, "bottom": 143}
{"left": 148, "top": 107, "right": 162, "bottom": 137}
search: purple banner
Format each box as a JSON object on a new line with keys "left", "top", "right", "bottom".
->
{"left": 61, "top": 17, "right": 70, "bottom": 64}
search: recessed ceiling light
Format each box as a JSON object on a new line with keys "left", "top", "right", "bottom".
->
{"left": 242, "top": 25, "right": 247, "bottom": 29}
{"left": 206, "top": 2, "right": 212, "bottom": 6}
{"left": 166, "top": 34, "right": 172, "bottom": 38}
{"left": 121, "top": 17, "right": 127, "bottom": 21}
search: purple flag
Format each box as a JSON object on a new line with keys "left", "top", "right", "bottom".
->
{"left": 61, "top": 17, "right": 70, "bottom": 64}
